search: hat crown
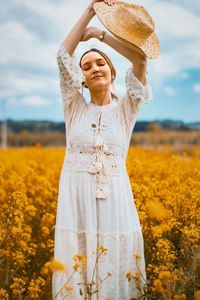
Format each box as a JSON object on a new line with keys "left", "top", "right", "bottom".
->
{"left": 114, "top": 5, "right": 155, "bottom": 44}
{"left": 93, "top": 1, "right": 160, "bottom": 59}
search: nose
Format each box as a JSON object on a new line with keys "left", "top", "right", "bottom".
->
{"left": 92, "top": 65, "right": 100, "bottom": 74}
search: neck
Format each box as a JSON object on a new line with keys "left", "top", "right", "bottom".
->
{"left": 90, "top": 89, "right": 112, "bottom": 106}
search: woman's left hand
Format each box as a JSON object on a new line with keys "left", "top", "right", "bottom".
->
{"left": 88, "top": 0, "right": 117, "bottom": 13}
{"left": 103, "top": 0, "right": 117, "bottom": 5}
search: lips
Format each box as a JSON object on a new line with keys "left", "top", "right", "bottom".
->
{"left": 92, "top": 75, "right": 103, "bottom": 80}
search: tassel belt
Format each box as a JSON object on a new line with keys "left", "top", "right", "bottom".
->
{"left": 63, "top": 143, "right": 126, "bottom": 200}
{"left": 63, "top": 150, "right": 125, "bottom": 176}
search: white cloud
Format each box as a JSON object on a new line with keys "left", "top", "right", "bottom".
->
{"left": 0, "top": 69, "right": 59, "bottom": 99}
{"left": 153, "top": 2, "right": 200, "bottom": 39}
{"left": 19, "top": 0, "right": 81, "bottom": 23}
{"left": 7, "top": 95, "right": 52, "bottom": 108}
{"left": 164, "top": 86, "right": 177, "bottom": 96}
{"left": 193, "top": 83, "right": 200, "bottom": 94}
{"left": 21, "top": 96, "right": 50, "bottom": 107}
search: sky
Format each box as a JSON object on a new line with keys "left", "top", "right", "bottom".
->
{"left": 0, "top": 0, "right": 200, "bottom": 122}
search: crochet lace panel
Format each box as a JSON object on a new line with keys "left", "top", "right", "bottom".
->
{"left": 125, "top": 66, "right": 153, "bottom": 104}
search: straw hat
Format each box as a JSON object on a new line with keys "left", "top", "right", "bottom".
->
{"left": 93, "top": 1, "right": 160, "bottom": 59}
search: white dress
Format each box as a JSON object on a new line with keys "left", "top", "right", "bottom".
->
{"left": 52, "top": 43, "right": 152, "bottom": 300}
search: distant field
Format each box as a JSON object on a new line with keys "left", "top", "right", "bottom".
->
{"left": 0, "top": 146, "right": 199, "bottom": 299}
{"left": 4, "top": 129, "right": 200, "bottom": 147}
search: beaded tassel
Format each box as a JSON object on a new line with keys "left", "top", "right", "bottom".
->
{"left": 89, "top": 112, "right": 111, "bottom": 199}
{"left": 94, "top": 132, "right": 104, "bottom": 148}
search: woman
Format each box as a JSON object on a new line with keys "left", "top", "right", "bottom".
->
{"left": 52, "top": 0, "right": 152, "bottom": 299}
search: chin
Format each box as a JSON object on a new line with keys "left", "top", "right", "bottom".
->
{"left": 91, "top": 81, "right": 109, "bottom": 89}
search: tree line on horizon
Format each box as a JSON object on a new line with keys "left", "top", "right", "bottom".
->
{"left": 1, "top": 119, "right": 199, "bottom": 134}
{"left": 0, "top": 119, "right": 199, "bottom": 148}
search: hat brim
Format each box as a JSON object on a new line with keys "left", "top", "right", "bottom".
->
{"left": 94, "top": 1, "right": 160, "bottom": 59}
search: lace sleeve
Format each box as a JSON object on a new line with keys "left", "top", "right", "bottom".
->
{"left": 57, "top": 43, "right": 85, "bottom": 120}
{"left": 125, "top": 66, "right": 153, "bottom": 105}
{"left": 119, "top": 66, "right": 153, "bottom": 143}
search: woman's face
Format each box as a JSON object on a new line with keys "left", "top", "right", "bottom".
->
{"left": 80, "top": 51, "right": 112, "bottom": 92}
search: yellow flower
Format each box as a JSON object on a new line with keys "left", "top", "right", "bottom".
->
{"left": 195, "top": 290, "right": 200, "bottom": 300}
{"left": 12, "top": 226, "right": 22, "bottom": 235}
{"left": 73, "top": 253, "right": 87, "bottom": 271}
{"left": 152, "top": 279, "right": 162, "bottom": 293}
{"left": 96, "top": 245, "right": 108, "bottom": 253}
{"left": 147, "top": 200, "right": 170, "bottom": 221}
{"left": 151, "top": 225, "right": 163, "bottom": 236}
{"left": 73, "top": 262, "right": 79, "bottom": 272}
{"left": 64, "top": 284, "right": 73, "bottom": 292}
{"left": 28, "top": 277, "right": 45, "bottom": 299}
{"left": 52, "top": 260, "right": 66, "bottom": 272}
{"left": 133, "top": 253, "right": 141, "bottom": 260}
{"left": 174, "top": 294, "right": 186, "bottom": 300}
{"left": 42, "top": 259, "right": 66, "bottom": 274}
{"left": 41, "top": 226, "right": 50, "bottom": 236}
{"left": 0, "top": 288, "right": 9, "bottom": 299}
{"left": 133, "top": 272, "right": 141, "bottom": 282}
{"left": 10, "top": 278, "right": 26, "bottom": 296}
{"left": 159, "top": 270, "right": 171, "bottom": 280}
{"left": 126, "top": 272, "right": 133, "bottom": 281}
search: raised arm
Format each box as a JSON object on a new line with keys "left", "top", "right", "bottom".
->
{"left": 81, "top": 27, "right": 147, "bottom": 85}
{"left": 62, "top": 8, "right": 94, "bottom": 55}
{"left": 62, "top": 0, "right": 116, "bottom": 55}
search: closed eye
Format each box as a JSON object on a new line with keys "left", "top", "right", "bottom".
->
{"left": 98, "top": 62, "right": 105, "bottom": 66}
{"left": 83, "top": 66, "right": 90, "bottom": 71}
{"left": 82, "top": 59, "right": 106, "bottom": 71}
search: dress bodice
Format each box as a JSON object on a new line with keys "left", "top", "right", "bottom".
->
{"left": 68, "top": 101, "right": 126, "bottom": 155}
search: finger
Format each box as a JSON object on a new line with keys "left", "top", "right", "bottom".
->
{"left": 109, "top": 0, "right": 115, "bottom": 5}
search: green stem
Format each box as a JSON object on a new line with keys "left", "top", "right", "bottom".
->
{"left": 54, "top": 270, "right": 76, "bottom": 299}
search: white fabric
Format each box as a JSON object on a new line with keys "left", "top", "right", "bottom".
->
{"left": 52, "top": 43, "right": 152, "bottom": 299}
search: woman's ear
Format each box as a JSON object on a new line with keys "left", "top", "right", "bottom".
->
{"left": 82, "top": 74, "right": 88, "bottom": 88}
{"left": 82, "top": 82, "right": 88, "bottom": 88}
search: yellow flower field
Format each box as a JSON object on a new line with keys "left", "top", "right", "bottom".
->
{"left": 0, "top": 146, "right": 200, "bottom": 299}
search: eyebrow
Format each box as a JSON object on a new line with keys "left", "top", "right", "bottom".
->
{"left": 82, "top": 58, "right": 105, "bottom": 67}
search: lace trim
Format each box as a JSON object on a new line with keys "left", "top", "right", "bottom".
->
{"left": 63, "top": 155, "right": 123, "bottom": 176}
{"left": 63, "top": 142, "right": 126, "bottom": 177}
{"left": 67, "top": 142, "right": 126, "bottom": 158}
{"left": 125, "top": 66, "right": 153, "bottom": 103}
{"left": 57, "top": 43, "right": 84, "bottom": 90}
{"left": 52, "top": 225, "right": 142, "bottom": 235}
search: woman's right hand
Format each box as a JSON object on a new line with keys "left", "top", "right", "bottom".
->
{"left": 88, "top": 0, "right": 117, "bottom": 14}
{"left": 80, "top": 26, "right": 102, "bottom": 42}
